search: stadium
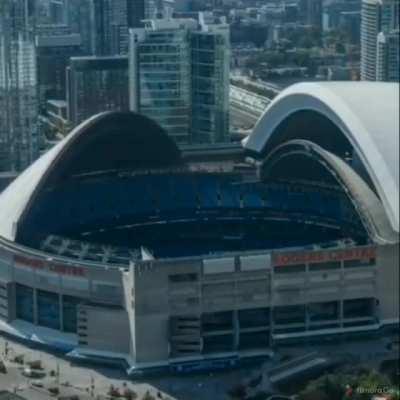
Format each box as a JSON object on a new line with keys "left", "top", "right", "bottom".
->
{"left": 0, "top": 82, "right": 398, "bottom": 374}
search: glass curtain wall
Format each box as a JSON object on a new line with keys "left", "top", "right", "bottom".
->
{"left": 138, "top": 29, "right": 191, "bottom": 144}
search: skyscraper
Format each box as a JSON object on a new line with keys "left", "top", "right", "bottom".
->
{"left": 129, "top": 19, "right": 194, "bottom": 143}
{"left": 376, "top": 30, "right": 400, "bottom": 81}
{"left": 300, "top": 0, "right": 323, "bottom": 31}
{"left": 66, "top": 0, "right": 95, "bottom": 55}
{"left": 339, "top": 11, "right": 361, "bottom": 44}
{"left": 0, "top": 0, "right": 39, "bottom": 172}
{"left": 129, "top": 13, "right": 230, "bottom": 145}
{"left": 66, "top": 56, "right": 129, "bottom": 126}
{"left": 127, "top": 0, "right": 156, "bottom": 28}
{"left": 361, "top": 0, "right": 384, "bottom": 80}
{"left": 361, "top": 0, "right": 399, "bottom": 81}
{"left": 90, "top": 0, "right": 156, "bottom": 56}
{"left": 92, "top": 0, "right": 128, "bottom": 55}
{"left": 36, "top": 33, "right": 82, "bottom": 106}
{"left": 191, "top": 14, "right": 230, "bottom": 144}
{"left": 49, "top": 0, "right": 68, "bottom": 24}
{"left": 307, "top": 0, "right": 323, "bottom": 30}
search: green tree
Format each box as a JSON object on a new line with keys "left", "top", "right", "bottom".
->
{"left": 336, "top": 43, "right": 346, "bottom": 54}
{"left": 353, "top": 370, "right": 391, "bottom": 400}
{"left": 298, "top": 374, "right": 346, "bottom": 400}
{"left": 298, "top": 368, "right": 398, "bottom": 400}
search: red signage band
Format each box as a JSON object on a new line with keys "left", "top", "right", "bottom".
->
{"left": 273, "top": 246, "right": 376, "bottom": 267}
{"left": 14, "top": 254, "right": 86, "bottom": 277}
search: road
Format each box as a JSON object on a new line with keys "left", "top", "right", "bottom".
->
{"left": 1, "top": 331, "right": 396, "bottom": 399}
{"left": 0, "top": 334, "right": 174, "bottom": 399}
{"left": 0, "top": 333, "right": 256, "bottom": 400}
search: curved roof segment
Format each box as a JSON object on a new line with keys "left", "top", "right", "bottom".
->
{"left": 0, "top": 111, "right": 182, "bottom": 242}
{"left": 262, "top": 140, "right": 398, "bottom": 244}
{"left": 245, "top": 82, "right": 399, "bottom": 233}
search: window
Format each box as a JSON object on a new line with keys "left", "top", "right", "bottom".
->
{"left": 344, "top": 258, "right": 376, "bottom": 268}
{"left": 37, "top": 290, "right": 60, "bottom": 330}
{"left": 202, "top": 311, "right": 233, "bottom": 332}
{"left": 203, "top": 334, "right": 234, "bottom": 354}
{"left": 63, "top": 295, "right": 83, "bottom": 333}
{"left": 239, "top": 331, "right": 269, "bottom": 350}
{"left": 239, "top": 308, "right": 270, "bottom": 329}
{"left": 169, "top": 273, "right": 198, "bottom": 283}
{"left": 309, "top": 261, "right": 341, "bottom": 271}
{"left": 274, "top": 305, "right": 306, "bottom": 325}
{"left": 16, "top": 284, "right": 34, "bottom": 323}
{"left": 308, "top": 301, "right": 339, "bottom": 321}
{"left": 343, "top": 298, "right": 375, "bottom": 319}
{"left": 274, "top": 264, "right": 306, "bottom": 274}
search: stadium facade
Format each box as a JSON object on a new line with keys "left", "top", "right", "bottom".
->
{"left": 0, "top": 82, "right": 398, "bottom": 374}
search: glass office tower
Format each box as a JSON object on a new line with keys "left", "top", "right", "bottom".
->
{"left": 361, "top": 0, "right": 399, "bottom": 81}
{"left": 129, "top": 14, "right": 230, "bottom": 145}
{"left": 66, "top": 56, "right": 129, "bottom": 126}
{"left": 191, "top": 25, "right": 230, "bottom": 144}
{"left": 0, "top": 0, "right": 39, "bottom": 172}
{"left": 134, "top": 25, "right": 192, "bottom": 143}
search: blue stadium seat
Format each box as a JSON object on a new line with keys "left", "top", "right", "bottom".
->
{"left": 196, "top": 175, "right": 219, "bottom": 208}
{"left": 219, "top": 181, "right": 240, "bottom": 208}
{"left": 245, "top": 192, "right": 263, "bottom": 207}
{"left": 170, "top": 175, "right": 197, "bottom": 209}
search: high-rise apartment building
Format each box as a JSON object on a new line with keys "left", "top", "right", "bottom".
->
{"left": 386, "top": 31, "right": 399, "bottom": 80}
{"left": 381, "top": 0, "right": 399, "bottom": 31}
{"left": 300, "top": 0, "right": 323, "bottom": 30}
{"left": 62, "top": 0, "right": 157, "bottom": 56}
{"left": 129, "top": 14, "right": 230, "bottom": 145}
{"left": 339, "top": 11, "right": 361, "bottom": 44}
{"left": 308, "top": 0, "right": 323, "bottom": 30}
{"left": 361, "top": 0, "right": 385, "bottom": 80}
{"left": 66, "top": 0, "right": 95, "bottom": 55}
{"left": 90, "top": 0, "right": 156, "bottom": 56}
{"left": 361, "top": 0, "right": 399, "bottom": 81}
{"left": 92, "top": 0, "right": 129, "bottom": 55}
{"left": 127, "top": 0, "right": 157, "bottom": 28}
{"left": 66, "top": 56, "right": 130, "bottom": 126}
{"left": 376, "top": 30, "right": 400, "bottom": 81}
{"left": 49, "top": 0, "right": 68, "bottom": 24}
{"left": 322, "top": 1, "right": 360, "bottom": 32}
{"left": 0, "top": 0, "right": 39, "bottom": 172}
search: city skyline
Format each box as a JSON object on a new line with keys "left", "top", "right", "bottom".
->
{"left": 0, "top": 0, "right": 399, "bottom": 174}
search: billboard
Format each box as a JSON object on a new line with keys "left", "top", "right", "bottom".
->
{"left": 273, "top": 246, "right": 376, "bottom": 267}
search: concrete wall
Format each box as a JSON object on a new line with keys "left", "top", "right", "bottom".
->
{"left": 376, "top": 243, "right": 399, "bottom": 323}
{"left": 0, "top": 245, "right": 125, "bottom": 307}
{"left": 78, "top": 304, "right": 131, "bottom": 354}
{"left": 0, "top": 239, "right": 398, "bottom": 367}
{"left": 131, "top": 260, "right": 192, "bottom": 364}
{"left": 128, "top": 244, "right": 398, "bottom": 364}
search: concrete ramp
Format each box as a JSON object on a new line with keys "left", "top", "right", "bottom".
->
{"left": 268, "top": 352, "right": 329, "bottom": 384}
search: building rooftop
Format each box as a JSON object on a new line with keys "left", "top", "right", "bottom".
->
{"left": 246, "top": 82, "right": 399, "bottom": 234}
{"left": 0, "top": 112, "right": 181, "bottom": 242}
{"left": 35, "top": 33, "right": 81, "bottom": 47}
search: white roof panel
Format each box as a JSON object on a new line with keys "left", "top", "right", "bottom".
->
{"left": 245, "top": 82, "right": 399, "bottom": 233}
